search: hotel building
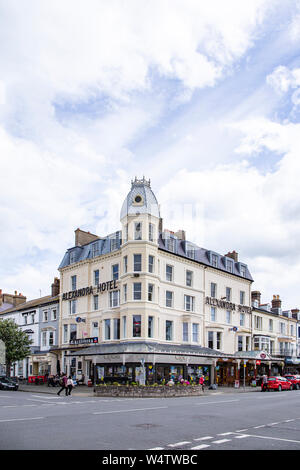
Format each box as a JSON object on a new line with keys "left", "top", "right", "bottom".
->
{"left": 56, "top": 177, "right": 261, "bottom": 386}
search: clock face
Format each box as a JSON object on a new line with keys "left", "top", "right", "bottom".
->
{"left": 134, "top": 195, "right": 142, "bottom": 203}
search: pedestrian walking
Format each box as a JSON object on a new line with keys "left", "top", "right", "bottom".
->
{"left": 199, "top": 375, "right": 205, "bottom": 391}
{"left": 261, "top": 374, "right": 268, "bottom": 392}
{"left": 57, "top": 373, "right": 68, "bottom": 396}
{"left": 66, "top": 376, "right": 74, "bottom": 396}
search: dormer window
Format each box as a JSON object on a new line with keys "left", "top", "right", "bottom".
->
{"left": 226, "top": 259, "right": 233, "bottom": 273}
{"left": 186, "top": 243, "right": 195, "bottom": 259}
{"left": 91, "top": 242, "right": 99, "bottom": 258}
{"left": 240, "top": 264, "right": 246, "bottom": 277}
{"left": 69, "top": 251, "right": 76, "bottom": 264}
{"left": 166, "top": 237, "right": 175, "bottom": 252}
{"left": 211, "top": 253, "right": 218, "bottom": 267}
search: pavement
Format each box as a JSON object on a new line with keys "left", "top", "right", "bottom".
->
{"left": 17, "top": 382, "right": 261, "bottom": 396}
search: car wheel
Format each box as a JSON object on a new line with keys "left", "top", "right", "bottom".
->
{"left": 278, "top": 385, "right": 282, "bottom": 391}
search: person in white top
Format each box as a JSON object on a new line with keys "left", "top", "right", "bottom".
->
{"left": 66, "top": 376, "right": 74, "bottom": 396}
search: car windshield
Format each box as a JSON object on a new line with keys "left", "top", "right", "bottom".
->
{"left": 0, "top": 377, "right": 13, "bottom": 383}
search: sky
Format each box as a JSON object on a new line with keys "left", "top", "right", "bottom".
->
{"left": 1, "top": 0, "right": 300, "bottom": 309}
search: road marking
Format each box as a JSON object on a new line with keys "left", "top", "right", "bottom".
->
{"left": 195, "top": 399, "right": 239, "bottom": 406}
{"left": 254, "top": 425, "right": 266, "bottom": 429}
{"left": 217, "top": 432, "right": 235, "bottom": 436}
{"left": 0, "top": 417, "right": 44, "bottom": 423}
{"left": 193, "top": 436, "right": 213, "bottom": 441}
{"left": 191, "top": 444, "right": 210, "bottom": 450}
{"left": 93, "top": 406, "right": 168, "bottom": 415}
{"left": 234, "top": 434, "right": 250, "bottom": 439}
{"left": 212, "top": 439, "right": 231, "bottom": 444}
{"left": 148, "top": 447, "right": 164, "bottom": 450}
{"left": 235, "top": 429, "right": 248, "bottom": 432}
{"left": 244, "top": 433, "right": 300, "bottom": 444}
{"left": 168, "top": 441, "right": 191, "bottom": 447}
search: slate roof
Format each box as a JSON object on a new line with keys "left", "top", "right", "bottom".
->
{"left": 0, "top": 295, "right": 59, "bottom": 315}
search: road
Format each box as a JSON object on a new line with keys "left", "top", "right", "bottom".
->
{"left": 0, "top": 388, "right": 300, "bottom": 451}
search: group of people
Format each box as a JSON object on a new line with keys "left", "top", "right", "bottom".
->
{"left": 56, "top": 374, "right": 75, "bottom": 396}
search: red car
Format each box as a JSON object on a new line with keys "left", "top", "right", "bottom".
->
{"left": 261, "top": 376, "right": 293, "bottom": 392}
{"left": 283, "top": 375, "right": 300, "bottom": 390}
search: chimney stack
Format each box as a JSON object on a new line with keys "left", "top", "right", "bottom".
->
{"left": 51, "top": 277, "right": 60, "bottom": 297}
{"left": 224, "top": 250, "right": 238, "bottom": 262}
{"left": 75, "top": 228, "right": 99, "bottom": 247}
{"left": 271, "top": 295, "right": 282, "bottom": 310}
{"left": 251, "top": 291, "right": 261, "bottom": 305}
{"left": 291, "top": 308, "right": 300, "bottom": 320}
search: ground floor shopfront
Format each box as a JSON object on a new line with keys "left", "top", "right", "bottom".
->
{"left": 64, "top": 344, "right": 291, "bottom": 388}
{"left": 67, "top": 342, "right": 221, "bottom": 386}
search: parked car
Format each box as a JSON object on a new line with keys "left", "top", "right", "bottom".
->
{"left": 283, "top": 375, "right": 300, "bottom": 390}
{"left": 0, "top": 376, "right": 19, "bottom": 391}
{"left": 261, "top": 376, "right": 293, "bottom": 392}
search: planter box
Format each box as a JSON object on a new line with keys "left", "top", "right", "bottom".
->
{"left": 94, "top": 384, "right": 204, "bottom": 398}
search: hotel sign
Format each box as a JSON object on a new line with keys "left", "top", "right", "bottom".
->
{"left": 62, "top": 280, "right": 118, "bottom": 301}
{"left": 70, "top": 337, "right": 98, "bottom": 345}
{"left": 205, "top": 296, "right": 252, "bottom": 314}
